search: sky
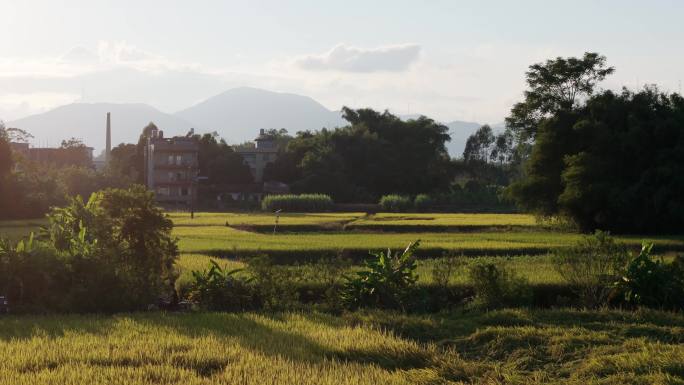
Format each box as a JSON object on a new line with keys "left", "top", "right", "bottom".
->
{"left": 1, "top": 0, "right": 683, "bottom": 124}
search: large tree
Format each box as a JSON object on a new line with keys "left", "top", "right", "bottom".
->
{"left": 195, "top": 132, "right": 253, "bottom": 184}
{"left": 265, "top": 108, "right": 453, "bottom": 201}
{"left": 506, "top": 52, "right": 614, "bottom": 145}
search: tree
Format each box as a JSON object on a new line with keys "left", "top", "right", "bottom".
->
{"left": 46, "top": 185, "right": 179, "bottom": 311}
{"left": 195, "top": 133, "right": 252, "bottom": 184}
{"left": 463, "top": 125, "right": 495, "bottom": 163}
{"left": 506, "top": 52, "right": 614, "bottom": 145}
{"left": 509, "top": 83, "right": 684, "bottom": 233}
{"left": 0, "top": 123, "right": 13, "bottom": 177}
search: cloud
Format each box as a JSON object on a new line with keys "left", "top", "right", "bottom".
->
{"left": 295, "top": 43, "right": 421, "bottom": 72}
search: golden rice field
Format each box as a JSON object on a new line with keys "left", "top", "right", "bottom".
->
{"left": 2, "top": 212, "right": 684, "bottom": 384}
{"left": 0, "top": 309, "right": 682, "bottom": 385}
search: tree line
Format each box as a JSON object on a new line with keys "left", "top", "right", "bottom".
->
{"left": 2, "top": 52, "right": 682, "bottom": 233}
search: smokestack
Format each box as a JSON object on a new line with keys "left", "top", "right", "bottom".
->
{"left": 105, "top": 112, "right": 111, "bottom": 164}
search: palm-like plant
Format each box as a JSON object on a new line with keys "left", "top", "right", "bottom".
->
{"left": 341, "top": 240, "right": 420, "bottom": 310}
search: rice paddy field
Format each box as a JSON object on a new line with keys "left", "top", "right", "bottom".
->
{"left": 2, "top": 211, "right": 684, "bottom": 384}
{"left": 0, "top": 309, "right": 683, "bottom": 384}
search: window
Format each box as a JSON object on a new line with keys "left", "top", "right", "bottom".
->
{"left": 168, "top": 155, "right": 174, "bottom": 165}
{"left": 181, "top": 188, "right": 189, "bottom": 196}
{"left": 176, "top": 155, "right": 182, "bottom": 165}
{"left": 157, "top": 187, "right": 169, "bottom": 196}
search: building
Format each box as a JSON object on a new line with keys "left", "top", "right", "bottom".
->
{"left": 235, "top": 129, "right": 279, "bottom": 182}
{"left": 144, "top": 127, "right": 199, "bottom": 207}
{"left": 9, "top": 142, "right": 94, "bottom": 169}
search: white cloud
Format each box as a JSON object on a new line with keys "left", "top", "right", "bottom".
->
{"left": 295, "top": 43, "right": 421, "bottom": 73}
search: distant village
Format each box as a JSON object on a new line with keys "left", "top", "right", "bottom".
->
{"left": 9, "top": 112, "right": 289, "bottom": 209}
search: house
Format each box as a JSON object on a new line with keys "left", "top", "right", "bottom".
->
{"left": 9, "top": 142, "right": 94, "bottom": 169}
{"left": 144, "top": 128, "right": 199, "bottom": 208}
{"left": 235, "top": 129, "right": 279, "bottom": 183}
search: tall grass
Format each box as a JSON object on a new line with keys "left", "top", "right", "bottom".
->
{"left": 1, "top": 309, "right": 682, "bottom": 384}
{"left": 261, "top": 194, "right": 334, "bottom": 212}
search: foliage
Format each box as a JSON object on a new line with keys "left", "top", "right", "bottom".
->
{"left": 194, "top": 132, "right": 253, "bottom": 185}
{"left": 507, "top": 55, "right": 684, "bottom": 232}
{"left": 379, "top": 194, "right": 412, "bottom": 212}
{"left": 413, "top": 194, "right": 433, "bottom": 212}
{"left": 554, "top": 230, "right": 628, "bottom": 308}
{"left": 341, "top": 241, "right": 420, "bottom": 310}
{"left": 265, "top": 108, "right": 453, "bottom": 202}
{"left": 506, "top": 52, "right": 614, "bottom": 146}
{"left": 261, "top": 193, "right": 333, "bottom": 212}
{"left": 187, "top": 259, "right": 254, "bottom": 311}
{"left": 430, "top": 254, "right": 464, "bottom": 289}
{"left": 613, "top": 244, "right": 684, "bottom": 309}
{"left": 245, "top": 255, "right": 303, "bottom": 311}
{"left": 0, "top": 122, "right": 13, "bottom": 177}
{"left": 468, "top": 262, "right": 532, "bottom": 308}
{"left": 0, "top": 186, "right": 179, "bottom": 312}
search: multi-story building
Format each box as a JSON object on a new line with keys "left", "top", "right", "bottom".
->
{"left": 236, "top": 129, "right": 279, "bottom": 182}
{"left": 144, "top": 128, "right": 199, "bottom": 207}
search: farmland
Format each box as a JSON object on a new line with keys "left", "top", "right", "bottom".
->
{"left": 0, "top": 309, "right": 683, "bottom": 384}
{"left": 2, "top": 212, "right": 684, "bottom": 384}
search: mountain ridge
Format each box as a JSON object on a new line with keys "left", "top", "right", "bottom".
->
{"left": 7, "top": 87, "right": 491, "bottom": 157}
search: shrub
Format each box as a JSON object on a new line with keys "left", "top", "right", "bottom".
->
{"left": 187, "top": 260, "right": 254, "bottom": 311}
{"left": 469, "top": 262, "right": 532, "bottom": 308}
{"left": 246, "top": 256, "right": 303, "bottom": 311}
{"left": 261, "top": 194, "right": 333, "bottom": 212}
{"left": 341, "top": 241, "right": 420, "bottom": 310}
{"left": 554, "top": 230, "right": 628, "bottom": 308}
{"left": 414, "top": 194, "right": 433, "bottom": 212}
{"left": 613, "top": 244, "right": 684, "bottom": 309}
{"left": 379, "top": 194, "right": 412, "bottom": 212}
{"left": 0, "top": 186, "right": 179, "bottom": 313}
{"left": 431, "top": 255, "right": 464, "bottom": 289}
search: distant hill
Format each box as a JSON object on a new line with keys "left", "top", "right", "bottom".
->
{"left": 175, "top": 87, "right": 346, "bottom": 144}
{"left": 8, "top": 103, "right": 194, "bottom": 152}
{"left": 444, "top": 120, "right": 484, "bottom": 158}
{"left": 8, "top": 89, "right": 499, "bottom": 158}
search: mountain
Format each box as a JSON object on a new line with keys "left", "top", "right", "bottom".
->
{"left": 8, "top": 103, "right": 194, "bottom": 152}
{"left": 444, "top": 120, "right": 483, "bottom": 157}
{"left": 175, "top": 87, "right": 346, "bottom": 144}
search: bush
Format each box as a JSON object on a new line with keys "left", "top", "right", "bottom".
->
{"left": 554, "top": 230, "right": 628, "bottom": 308}
{"left": 246, "top": 256, "right": 303, "bottom": 311}
{"left": 341, "top": 241, "right": 420, "bottom": 310}
{"left": 469, "top": 262, "right": 532, "bottom": 308}
{"left": 0, "top": 186, "right": 179, "bottom": 313}
{"left": 187, "top": 260, "right": 254, "bottom": 311}
{"left": 261, "top": 194, "right": 333, "bottom": 212}
{"left": 379, "top": 194, "right": 412, "bottom": 212}
{"left": 414, "top": 194, "right": 433, "bottom": 212}
{"left": 431, "top": 255, "right": 464, "bottom": 289}
{"left": 613, "top": 244, "right": 684, "bottom": 309}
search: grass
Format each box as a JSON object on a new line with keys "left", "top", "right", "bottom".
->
{"left": 0, "top": 308, "right": 682, "bottom": 384}
{"left": 3, "top": 212, "right": 684, "bottom": 383}
{"left": 346, "top": 212, "right": 541, "bottom": 231}
{"left": 173, "top": 225, "right": 684, "bottom": 258}
{"left": 0, "top": 219, "right": 47, "bottom": 242}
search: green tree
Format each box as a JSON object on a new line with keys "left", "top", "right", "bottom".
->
{"left": 506, "top": 52, "right": 614, "bottom": 145}
{"left": 0, "top": 123, "right": 12, "bottom": 177}
{"left": 195, "top": 132, "right": 253, "bottom": 184}
{"left": 267, "top": 108, "right": 453, "bottom": 202}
